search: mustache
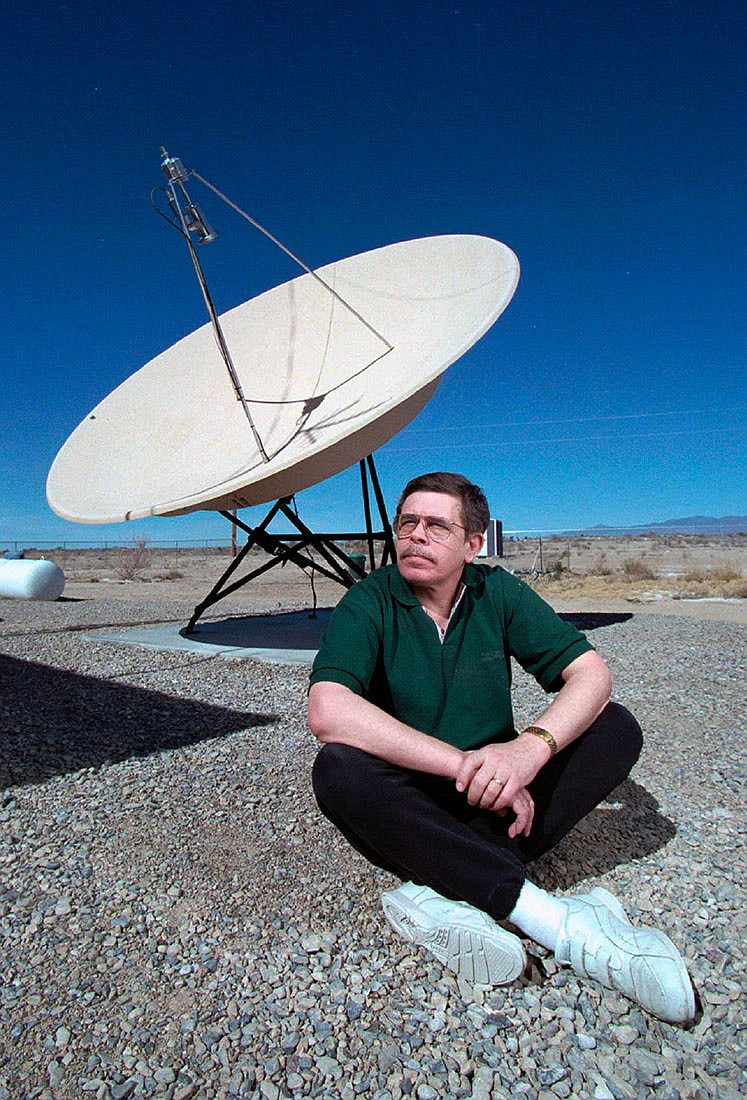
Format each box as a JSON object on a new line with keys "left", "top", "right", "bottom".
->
{"left": 401, "top": 546, "right": 436, "bottom": 562}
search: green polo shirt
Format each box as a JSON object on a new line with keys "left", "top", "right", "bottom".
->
{"left": 309, "top": 563, "right": 593, "bottom": 750}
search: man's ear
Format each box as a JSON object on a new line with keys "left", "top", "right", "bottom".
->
{"left": 465, "top": 532, "right": 484, "bottom": 562}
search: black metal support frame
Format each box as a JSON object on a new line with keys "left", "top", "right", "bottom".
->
{"left": 182, "top": 456, "right": 395, "bottom": 634}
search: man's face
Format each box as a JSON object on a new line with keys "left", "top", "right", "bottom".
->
{"left": 395, "top": 490, "right": 483, "bottom": 591}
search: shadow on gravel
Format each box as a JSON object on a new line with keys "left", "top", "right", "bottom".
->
{"left": 0, "top": 654, "right": 278, "bottom": 790}
{"left": 558, "top": 612, "right": 634, "bottom": 630}
{"left": 531, "top": 777, "right": 676, "bottom": 890}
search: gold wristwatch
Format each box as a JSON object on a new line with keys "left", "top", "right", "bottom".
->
{"left": 522, "top": 725, "right": 558, "bottom": 755}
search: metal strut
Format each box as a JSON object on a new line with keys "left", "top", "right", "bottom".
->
{"left": 182, "top": 456, "right": 395, "bottom": 634}
{"left": 159, "top": 149, "right": 269, "bottom": 461}
{"left": 191, "top": 170, "right": 394, "bottom": 355}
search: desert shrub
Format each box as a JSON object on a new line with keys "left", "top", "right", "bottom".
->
{"left": 683, "top": 566, "right": 706, "bottom": 583}
{"left": 592, "top": 554, "right": 613, "bottom": 576}
{"left": 114, "top": 538, "right": 152, "bottom": 581}
{"left": 621, "top": 558, "right": 656, "bottom": 580}
{"left": 154, "top": 569, "right": 185, "bottom": 581}
{"left": 710, "top": 560, "right": 742, "bottom": 584}
{"left": 684, "top": 562, "right": 743, "bottom": 589}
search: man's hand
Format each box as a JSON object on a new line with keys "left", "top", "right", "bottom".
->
{"left": 454, "top": 737, "right": 551, "bottom": 836}
{"left": 501, "top": 786, "right": 535, "bottom": 838}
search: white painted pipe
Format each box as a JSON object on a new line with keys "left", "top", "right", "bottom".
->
{"left": 0, "top": 559, "right": 65, "bottom": 600}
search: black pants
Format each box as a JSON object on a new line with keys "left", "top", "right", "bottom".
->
{"left": 312, "top": 702, "right": 643, "bottom": 919}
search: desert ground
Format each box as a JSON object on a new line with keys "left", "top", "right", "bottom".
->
{"left": 21, "top": 532, "right": 747, "bottom": 624}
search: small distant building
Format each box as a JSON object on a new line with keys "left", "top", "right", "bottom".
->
{"left": 478, "top": 518, "right": 503, "bottom": 558}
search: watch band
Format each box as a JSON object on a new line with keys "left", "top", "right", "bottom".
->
{"left": 522, "top": 725, "right": 558, "bottom": 755}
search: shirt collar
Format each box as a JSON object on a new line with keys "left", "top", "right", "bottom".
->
{"left": 390, "top": 562, "right": 485, "bottom": 606}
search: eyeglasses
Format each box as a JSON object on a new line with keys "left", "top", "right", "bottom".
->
{"left": 392, "top": 513, "right": 468, "bottom": 543}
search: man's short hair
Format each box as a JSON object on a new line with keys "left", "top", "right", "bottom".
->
{"left": 396, "top": 472, "right": 490, "bottom": 535}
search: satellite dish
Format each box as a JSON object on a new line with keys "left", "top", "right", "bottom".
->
{"left": 47, "top": 234, "right": 519, "bottom": 525}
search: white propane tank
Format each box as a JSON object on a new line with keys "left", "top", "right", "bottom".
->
{"left": 0, "top": 558, "right": 65, "bottom": 600}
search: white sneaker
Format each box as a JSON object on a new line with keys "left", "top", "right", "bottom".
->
{"left": 382, "top": 882, "right": 526, "bottom": 985}
{"left": 555, "top": 887, "right": 696, "bottom": 1025}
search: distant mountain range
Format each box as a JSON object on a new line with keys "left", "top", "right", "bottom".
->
{"left": 572, "top": 515, "right": 747, "bottom": 536}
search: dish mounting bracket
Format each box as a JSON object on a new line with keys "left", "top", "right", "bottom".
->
{"left": 181, "top": 455, "right": 395, "bottom": 634}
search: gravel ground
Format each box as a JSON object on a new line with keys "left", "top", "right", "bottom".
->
{"left": 0, "top": 594, "right": 745, "bottom": 1100}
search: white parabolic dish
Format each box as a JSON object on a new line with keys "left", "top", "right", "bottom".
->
{"left": 47, "top": 234, "right": 519, "bottom": 523}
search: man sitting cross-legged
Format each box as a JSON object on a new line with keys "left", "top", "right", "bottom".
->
{"left": 308, "top": 471, "right": 695, "bottom": 1026}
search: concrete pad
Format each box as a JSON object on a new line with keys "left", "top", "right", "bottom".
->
{"left": 86, "top": 608, "right": 333, "bottom": 665}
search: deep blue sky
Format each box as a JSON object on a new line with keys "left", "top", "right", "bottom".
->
{"left": 3, "top": 0, "right": 745, "bottom": 545}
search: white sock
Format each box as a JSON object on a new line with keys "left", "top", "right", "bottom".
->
{"left": 507, "top": 880, "right": 569, "bottom": 952}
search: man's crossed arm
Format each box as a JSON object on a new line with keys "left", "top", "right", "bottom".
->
{"left": 308, "top": 650, "right": 611, "bottom": 839}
